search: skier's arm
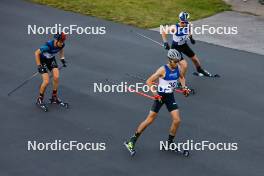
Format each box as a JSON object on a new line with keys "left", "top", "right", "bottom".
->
{"left": 161, "top": 25, "right": 176, "bottom": 42}
{"left": 161, "top": 28, "right": 168, "bottom": 43}
{"left": 161, "top": 25, "right": 176, "bottom": 49}
{"left": 188, "top": 22, "right": 195, "bottom": 44}
{"left": 35, "top": 49, "right": 41, "bottom": 66}
{"left": 35, "top": 49, "right": 47, "bottom": 74}
{"left": 59, "top": 49, "right": 66, "bottom": 67}
{"left": 146, "top": 66, "right": 165, "bottom": 96}
{"left": 36, "top": 45, "right": 49, "bottom": 66}
{"left": 179, "top": 71, "right": 190, "bottom": 97}
{"left": 179, "top": 71, "right": 186, "bottom": 88}
{"left": 188, "top": 22, "right": 192, "bottom": 36}
{"left": 59, "top": 48, "right": 64, "bottom": 60}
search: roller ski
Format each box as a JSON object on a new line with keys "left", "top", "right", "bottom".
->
{"left": 36, "top": 97, "right": 48, "bottom": 112}
{"left": 123, "top": 141, "right": 136, "bottom": 156}
{"left": 164, "top": 140, "right": 190, "bottom": 157}
{"left": 49, "top": 96, "right": 69, "bottom": 109}
{"left": 172, "top": 148, "right": 190, "bottom": 157}
{"left": 193, "top": 68, "right": 220, "bottom": 78}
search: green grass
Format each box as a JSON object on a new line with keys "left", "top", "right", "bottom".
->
{"left": 30, "top": 0, "right": 231, "bottom": 28}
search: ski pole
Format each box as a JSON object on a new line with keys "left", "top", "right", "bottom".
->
{"left": 7, "top": 66, "right": 63, "bottom": 96}
{"left": 7, "top": 72, "right": 39, "bottom": 96}
{"left": 131, "top": 30, "right": 163, "bottom": 47}
{"left": 127, "top": 87, "right": 156, "bottom": 100}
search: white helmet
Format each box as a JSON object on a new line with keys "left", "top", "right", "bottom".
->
{"left": 179, "top": 11, "right": 189, "bottom": 22}
{"left": 167, "top": 49, "right": 181, "bottom": 60}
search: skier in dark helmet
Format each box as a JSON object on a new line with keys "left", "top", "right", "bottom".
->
{"left": 34, "top": 32, "right": 68, "bottom": 111}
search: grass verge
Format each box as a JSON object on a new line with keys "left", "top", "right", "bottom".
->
{"left": 30, "top": 0, "right": 231, "bottom": 28}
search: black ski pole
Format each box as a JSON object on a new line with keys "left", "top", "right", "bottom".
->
{"left": 7, "top": 66, "right": 63, "bottom": 96}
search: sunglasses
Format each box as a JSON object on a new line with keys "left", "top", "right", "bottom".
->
{"left": 180, "top": 21, "right": 187, "bottom": 24}
{"left": 169, "top": 59, "right": 179, "bottom": 63}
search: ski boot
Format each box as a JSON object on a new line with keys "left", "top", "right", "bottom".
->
{"left": 50, "top": 96, "right": 69, "bottom": 109}
{"left": 124, "top": 141, "right": 136, "bottom": 156}
{"left": 36, "top": 97, "right": 48, "bottom": 112}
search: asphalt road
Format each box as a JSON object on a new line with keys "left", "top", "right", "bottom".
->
{"left": 0, "top": 1, "right": 263, "bottom": 176}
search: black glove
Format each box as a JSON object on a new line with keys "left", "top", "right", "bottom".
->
{"left": 61, "top": 59, "right": 67, "bottom": 67}
{"left": 189, "top": 35, "right": 196, "bottom": 45}
{"left": 163, "top": 42, "right": 170, "bottom": 50}
{"left": 37, "top": 65, "right": 47, "bottom": 74}
{"left": 154, "top": 94, "right": 163, "bottom": 103}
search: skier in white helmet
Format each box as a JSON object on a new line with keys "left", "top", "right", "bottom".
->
{"left": 124, "top": 49, "right": 190, "bottom": 156}
{"left": 162, "top": 11, "right": 212, "bottom": 78}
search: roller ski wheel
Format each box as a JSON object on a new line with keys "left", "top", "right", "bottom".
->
{"left": 124, "top": 141, "right": 136, "bottom": 156}
{"left": 173, "top": 148, "right": 190, "bottom": 157}
{"left": 181, "top": 150, "right": 190, "bottom": 157}
{"left": 36, "top": 98, "right": 48, "bottom": 112}
{"left": 50, "top": 97, "right": 69, "bottom": 109}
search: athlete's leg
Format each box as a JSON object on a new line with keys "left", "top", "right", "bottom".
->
{"left": 180, "top": 43, "right": 202, "bottom": 70}
{"left": 136, "top": 111, "right": 158, "bottom": 134}
{"left": 184, "top": 43, "right": 210, "bottom": 75}
{"left": 190, "top": 55, "right": 212, "bottom": 76}
{"left": 190, "top": 54, "right": 202, "bottom": 69}
{"left": 173, "top": 43, "right": 188, "bottom": 88}
{"left": 163, "top": 92, "right": 180, "bottom": 143}
{"left": 52, "top": 68, "right": 59, "bottom": 93}
{"left": 178, "top": 59, "right": 188, "bottom": 77}
{"left": 126, "top": 94, "right": 163, "bottom": 150}
{"left": 45, "top": 57, "right": 59, "bottom": 97}
{"left": 169, "top": 109, "right": 181, "bottom": 138}
{"left": 39, "top": 73, "right": 49, "bottom": 98}
{"left": 129, "top": 111, "right": 158, "bottom": 144}
{"left": 37, "top": 58, "right": 49, "bottom": 104}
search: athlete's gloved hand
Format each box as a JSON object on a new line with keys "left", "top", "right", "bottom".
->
{"left": 189, "top": 35, "right": 196, "bottom": 45}
{"left": 154, "top": 94, "right": 163, "bottom": 102}
{"left": 61, "top": 59, "right": 67, "bottom": 67}
{"left": 163, "top": 42, "right": 170, "bottom": 50}
{"left": 182, "top": 86, "right": 190, "bottom": 97}
{"left": 37, "top": 65, "right": 46, "bottom": 74}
